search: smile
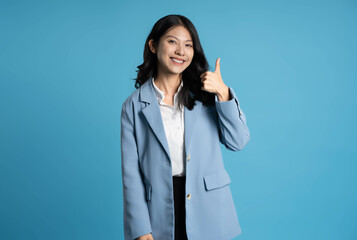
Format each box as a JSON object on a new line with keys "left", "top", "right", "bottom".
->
{"left": 170, "top": 58, "right": 184, "bottom": 64}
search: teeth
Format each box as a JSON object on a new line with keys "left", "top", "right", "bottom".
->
{"left": 171, "top": 58, "right": 183, "bottom": 63}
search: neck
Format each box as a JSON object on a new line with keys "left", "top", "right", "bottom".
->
{"left": 154, "top": 73, "right": 182, "bottom": 96}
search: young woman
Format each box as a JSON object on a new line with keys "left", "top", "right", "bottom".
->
{"left": 121, "top": 14, "right": 250, "bottom": 240}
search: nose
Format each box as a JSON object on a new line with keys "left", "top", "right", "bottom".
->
{"left": 175, "top": 44, "right": 185, "bottom": 56}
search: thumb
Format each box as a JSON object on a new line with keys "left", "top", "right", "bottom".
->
{"left": 214, "top": 57, "right": 221, "bottom": 74}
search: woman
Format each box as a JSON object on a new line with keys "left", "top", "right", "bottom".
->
{"left": 121, "top": 14, "right": 250, "bottom": 240}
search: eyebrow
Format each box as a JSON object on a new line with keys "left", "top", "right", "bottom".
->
{"left": 165, "top": 35, "right": 193, "bottom": 42}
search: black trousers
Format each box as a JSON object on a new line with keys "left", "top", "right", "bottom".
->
{"left": 173, "top": 175, "right": 188, "bottom": 240}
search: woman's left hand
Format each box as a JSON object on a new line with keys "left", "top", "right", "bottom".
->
{"left": 200, "top": 57, "right": 230, "bottom": 101}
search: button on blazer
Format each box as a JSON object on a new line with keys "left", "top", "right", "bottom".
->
{"left": 121, "top": 76, "right": 250, "bottom": 240}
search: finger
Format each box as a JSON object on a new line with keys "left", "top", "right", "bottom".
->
{"left": 214, "top": 57, "right": 221, "bottom": 73}
{"left": 200, "top": 71, "right": 210, "bottom": 78}
{"left": 201, "top": 76, "right": 209, "bottom": 82}
{"left": 201, "top": 85, "right": 212, "bottom": 92}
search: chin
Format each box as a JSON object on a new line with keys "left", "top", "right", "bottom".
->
{"left": 167, "top": 66, "right": 185, "bottom": 74}
{"left": 171, "top": 70, "right": 186, "bottom": 75}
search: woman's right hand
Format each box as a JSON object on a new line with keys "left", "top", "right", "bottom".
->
{"left": 136, "top": 233, "right": 154, "bottom": 240}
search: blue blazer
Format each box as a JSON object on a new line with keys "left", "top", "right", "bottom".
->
{"left": 121, "top": 76, "right": 250, "bottom": 240}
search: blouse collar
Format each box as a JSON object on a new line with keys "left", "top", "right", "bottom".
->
{"left": 151, "top": 76, "right": 183, "bottom": 104}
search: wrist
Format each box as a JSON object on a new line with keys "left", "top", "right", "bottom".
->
{"left": 216, "top": 85, "right": 230, "bottom": 101}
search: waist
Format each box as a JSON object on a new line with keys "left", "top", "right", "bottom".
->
{"left": 173, "top": 174, "right": 185, "bottom": 178}
{"left": 173, "top": 175, "right": 186, "bottom": 181}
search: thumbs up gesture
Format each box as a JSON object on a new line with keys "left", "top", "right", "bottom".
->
{"left": 200, "top": 57, "right": 230, "bottom": 101}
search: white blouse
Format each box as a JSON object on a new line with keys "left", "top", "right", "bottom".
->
{"left": 152, "top": 77, "right": 185, "bottom": 177}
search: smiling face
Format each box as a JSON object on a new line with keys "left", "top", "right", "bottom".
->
{"left": 149, "top": 25, "right": 194, "bottom": 77}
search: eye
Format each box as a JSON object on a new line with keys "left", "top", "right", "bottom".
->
{"left": 186, "top": 44, "right": 193, "bottom": 47}
{"left": 168, "top": 40, "right": 176, "bottom": 44}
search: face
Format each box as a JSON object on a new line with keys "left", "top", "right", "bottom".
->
{"left": 149, "top": 25, "right": 194, "bottom": 76}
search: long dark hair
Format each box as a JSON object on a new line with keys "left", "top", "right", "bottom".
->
{"left": 133, "top": 14, "right": 215, "bottom": 110}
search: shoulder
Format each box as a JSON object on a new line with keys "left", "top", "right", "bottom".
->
{"left": 122, "top": 87, "right": 141, "bottom": 111}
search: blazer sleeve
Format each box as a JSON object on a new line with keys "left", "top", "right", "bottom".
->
{"left": 121, "top": 103, "right": 152, "bottom": 240}
{"left": 214, "top": 86, "right": 250, "bottom": 151}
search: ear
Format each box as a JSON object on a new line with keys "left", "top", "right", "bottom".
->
{"left": 148, "top": 39, "right": 156, "bottom": 54}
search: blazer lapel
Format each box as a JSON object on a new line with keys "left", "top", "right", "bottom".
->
{"left": 140, "top": 76, "right": 202, "bottom": 162}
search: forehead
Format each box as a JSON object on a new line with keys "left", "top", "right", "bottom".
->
{"left": 163, "top": 25, "right": 192, "bottom": 41}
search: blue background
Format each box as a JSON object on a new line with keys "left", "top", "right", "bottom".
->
{"left": 1, "top": 0, "right": 356, "bottom": 239}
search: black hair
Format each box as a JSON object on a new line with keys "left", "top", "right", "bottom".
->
{"left": 133, "top": 14, "right": 215, "bottom": 110}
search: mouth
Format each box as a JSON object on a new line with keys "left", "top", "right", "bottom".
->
{"left": 170, "top": 57, "right": 185, "bottom": 65}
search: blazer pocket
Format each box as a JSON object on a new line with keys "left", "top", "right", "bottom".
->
{"left": 203, "top": 169, "right": 231, "bottom": 191}
{"left": 145, "top": 184, "right": 152, "bottom": 201}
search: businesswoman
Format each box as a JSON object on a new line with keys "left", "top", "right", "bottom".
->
{"left": 121, "top": 14, "right": 250, "bottom": 240}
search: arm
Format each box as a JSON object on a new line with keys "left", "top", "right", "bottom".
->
{"left": 121, "top": 103, "right": 152, "bottom": 239}
{"left": 215, "top": 87, "right": 250, "bottom": 151}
